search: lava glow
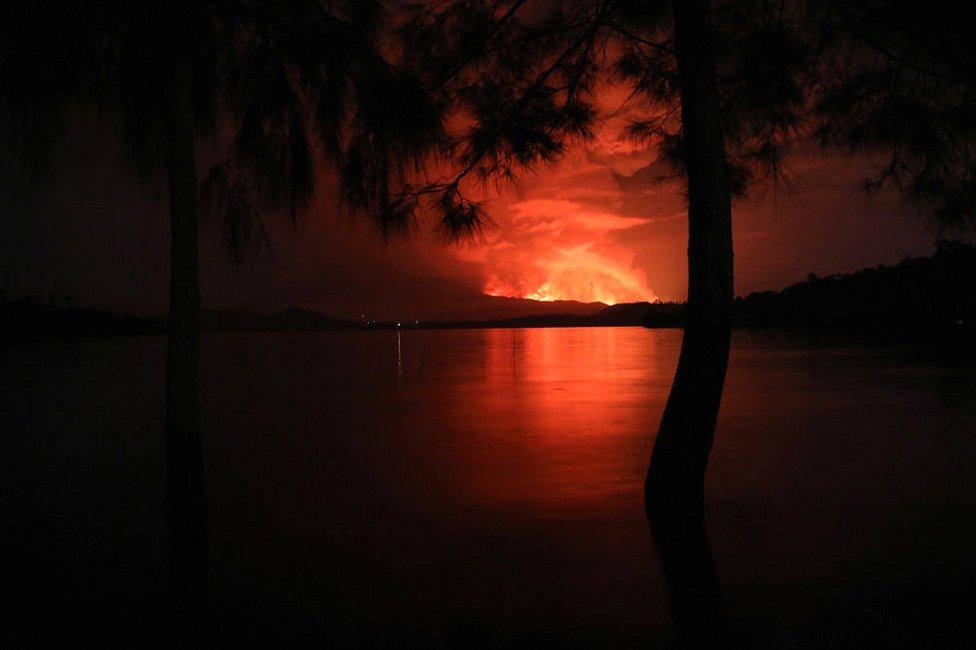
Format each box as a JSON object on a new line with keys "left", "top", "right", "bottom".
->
{"left": 471, "top": 114, "right": 663, "bottom": 306}
{"left": 481, "top": 197, "right": 657, "bottom": 305}
{"left": 484, "top": 247, "right": 655, "bottom": 304}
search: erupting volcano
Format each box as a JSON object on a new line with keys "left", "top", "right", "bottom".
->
{"left": 480, "top": 199, "right": 657, "bottom": 305}
{"left": 483, "top": 242, "right": 655, "bottom": 305}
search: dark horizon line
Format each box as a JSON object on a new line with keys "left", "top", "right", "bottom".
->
{"left": 4, "top": 239, "right": 974, "bottom": 339}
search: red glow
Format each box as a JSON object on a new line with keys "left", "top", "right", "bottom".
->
{"left": 484, "top": 243, "right": 655, "bottom": 304}
{"left": 480, "top": 199, "right": 656, "bottom": 305}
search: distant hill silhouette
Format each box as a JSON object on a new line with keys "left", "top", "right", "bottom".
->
{"left": 417, "top": 301, "right": 683, "bottom": 329}
{"left": 731, "top": 240, "right": 976, "bottom": 341}
{"left": 597, "top": 302, "right": 684, "bottom": 327}
{"left": 3, "top": 295, "right": 164, "bottom": 339}
{"left": 460, "top": 295, "right": 606, "bottom": 320}
{"left": 5, "top": 241, "right": 973, "bottom": 340}
{"left": 202, "top": 307, "right": 355, "bottom": 332}
{"left": 0, "top": 293, "right": 678, "bottom": 337}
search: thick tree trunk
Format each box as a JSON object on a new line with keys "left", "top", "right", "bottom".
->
{"left": 164, "top": 45, "right": 207, "bottom": 646}
{"left": 646, "top": 0, "right": 733, "bottom": 646}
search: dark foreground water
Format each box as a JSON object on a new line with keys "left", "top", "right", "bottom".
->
{"left": 3, "top": 328, "right": 975, "bottom": 648}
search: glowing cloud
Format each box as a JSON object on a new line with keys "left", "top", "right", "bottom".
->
{"left": 482, "top": 197, "right": 656, "bottom": 305}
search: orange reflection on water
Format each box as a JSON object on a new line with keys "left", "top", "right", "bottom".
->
{"left": 15, "top": 328, "right": 975, "bottom": 644}
{"left": 432, "top": 327, "right": 677, "bottom": 516}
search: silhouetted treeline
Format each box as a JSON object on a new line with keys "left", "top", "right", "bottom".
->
{"left": 732, "top": 240, "right": 976, "bottom": 341}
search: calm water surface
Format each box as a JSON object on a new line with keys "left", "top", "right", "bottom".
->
{"left": 3, "top": 328, "right": 975, "bottom": 647}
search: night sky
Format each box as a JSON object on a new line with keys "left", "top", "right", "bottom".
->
{"left": 1, "top": 107, "right": 936, "bottom": 321}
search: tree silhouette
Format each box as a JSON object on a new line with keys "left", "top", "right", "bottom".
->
{"left": 391, "top": 0, "right": 976, "bottom": 644}
{"left": 391, "top": 1, "right": 802, "bottom": 643}
{"left": 810, "top": 0, "right": 976, "bottom": 233}
{"left": 1, "top": 1, "right": 441, "bottom": 643}
{"left": 5, "top": 0, "right": 975, "bottom": 645}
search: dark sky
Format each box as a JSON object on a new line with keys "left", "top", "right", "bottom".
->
{"left": 0, "top": 110, "right": 939, "bottom": 321}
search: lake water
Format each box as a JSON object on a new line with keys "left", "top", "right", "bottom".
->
{"left": 3, "top": 328, "right": 975, "bottom": 647}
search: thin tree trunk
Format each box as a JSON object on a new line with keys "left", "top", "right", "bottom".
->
{"left": 164, "top": 43, "right": 207, "bottom": 646}
{"left": 646, "top": 0, "right": 733, "bottom": 645}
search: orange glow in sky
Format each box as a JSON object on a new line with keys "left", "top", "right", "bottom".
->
{"left": 461, "top": 83, "right": 931, "bottom": 309}
{"left": 471, "top": 147, "right": 662, "bottom": 305}
{"left": 467, "top": 83, "right": 665, "bottom": 305}
{"left": 484, "top": 241, "right": 655, "bottom": 305}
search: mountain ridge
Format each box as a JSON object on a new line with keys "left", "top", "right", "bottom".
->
{"left": 5, "top": 240, "right": 973, "bottom": 338}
